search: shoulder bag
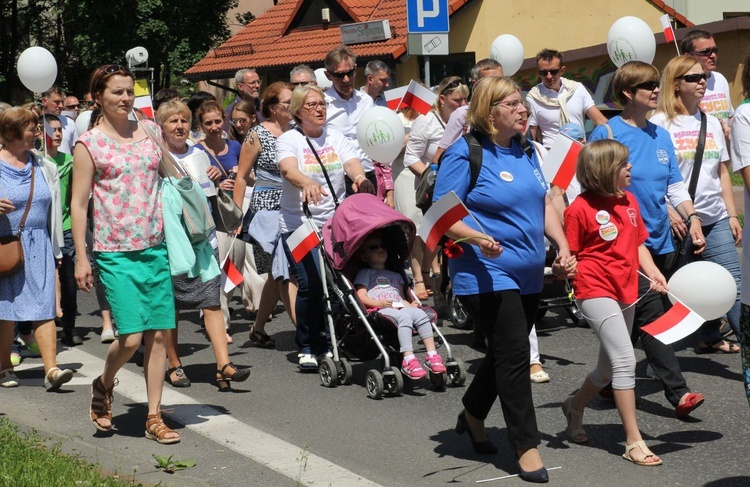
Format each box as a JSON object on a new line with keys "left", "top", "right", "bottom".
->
{"left": 0, "top": 160, "right": 35, "bottom": 276}
{"left": 198, "top": 143, "right": 243, "bottom": 234}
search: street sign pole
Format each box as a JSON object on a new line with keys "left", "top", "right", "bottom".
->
{"left": 425, "top": 56, "right": 430, "bottom": 87}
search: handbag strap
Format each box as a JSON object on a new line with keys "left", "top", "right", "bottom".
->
{"left": 687, "top": 111, "right": 707, "bottom": 202}
{"left": 138, "top": 121, "right": 188, "bottom": 183}
{"left": 16, "top": 155, "right": 36, "bottom": 234}
{"left": 297, "top": 127, "right": 339, "bottom": 207}
{"left": 199, "top": 141, "right": 231, "bottom": 179}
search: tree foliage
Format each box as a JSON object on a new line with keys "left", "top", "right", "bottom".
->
{"left": 0, "top": 0, "right": 238, "bottom": 102}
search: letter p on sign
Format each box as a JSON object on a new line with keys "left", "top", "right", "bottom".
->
{"left": 407, "top": 0, "right": 449, "bottom": 34}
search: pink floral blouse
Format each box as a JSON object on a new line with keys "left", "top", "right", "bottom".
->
{"left": 78, "top": 121, "right": 163, "bottom": 252}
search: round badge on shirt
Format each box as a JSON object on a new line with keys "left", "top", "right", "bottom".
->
{"left": 499, "top": 171, "right": 514, "bottom": 182}
{"left": 599, "top": 222, "right": 618, "bottom": 241}
{"left": 595, "top": 210, "right": 610, "bottom": 224}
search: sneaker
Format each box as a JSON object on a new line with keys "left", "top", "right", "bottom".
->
{"left": 101, "top": 329, "right": 116, "bottom": 344}
{"left": 10, "top": 352, "right": 22, "bottom": 367}
{"left": 298, "top": 354, "right": 318, "bottom": 370}
{"left": 423, "top": 354, "right": 447, "bottom": 374}
{"left": 24, "top": 341, "right": 41, "bottom": 357}
{"left": 401, "top": 357, "right": 427, "bottom": 379}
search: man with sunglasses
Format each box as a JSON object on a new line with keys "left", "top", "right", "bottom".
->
{"left": 527, "top": 49, "right": 607, "bottom": 149}
{"left": 289, "top": 64, "right": 317, "bottom": 87}
{"left": 63, "top": 96, "right": 80, "bottom": 120}
{"left": 83, "top": 92, "right": 97, "bottom": 110}
{"left": 41, "top": 86, "right": 78, "bottom": 155}
{"left": 323, "top": 45, "right": 377, "bottom": 192}
{"left": 360, "top": 60, "right": 391, "bottom": 107}
{"left": 224, "top": 68, "right": 264, "bottom": 131}
{"left": 682, "top": 30, "right": 734, "bottom": 138}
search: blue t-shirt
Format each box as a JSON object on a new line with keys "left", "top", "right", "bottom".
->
{"left": 433, "top": 136, "right": 547, "bottom": 296}
{"left": 195, "top": 139, "right": 242, "bottom": 177}
{"left": 589, "top": 116, "right": 683, "bottom": 255}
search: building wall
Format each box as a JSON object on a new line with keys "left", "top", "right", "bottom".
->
{"left": 664, "top": 0, "right": 749, "bottom": 24}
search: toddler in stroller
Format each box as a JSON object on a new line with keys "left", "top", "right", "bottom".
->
{"left": 354, "top": 232, "right": 447, "bottom": 380}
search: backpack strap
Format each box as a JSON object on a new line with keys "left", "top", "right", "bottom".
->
{"left": 464, "top": 130, "right": 483, "bottom": 193}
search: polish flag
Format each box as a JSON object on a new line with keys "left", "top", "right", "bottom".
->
{"left": 384, "top": 86, "right": 409, "bottom": 111}
{"left": 542, "top": 133, "right": 583, "bottom": 191}
{"left": 418, "top": 191, "right": 469, "bottom": 251}
{"left": 221, "top": 257, "right": 243, "bottom": 293}
{"left": 287, "top": 220, "right": 320, "bottom": 264}
{"left": 641, "top": 301, "right": 705, "bottom": 345}
{"left": 660, "top": 14, "right": 675, "bottom": 43}
{"left": 404, "top": 80, "right": 438, "bottom": 116}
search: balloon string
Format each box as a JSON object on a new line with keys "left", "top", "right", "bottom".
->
{"left": 568, "top": 272, "right": 656, "bottom": 324}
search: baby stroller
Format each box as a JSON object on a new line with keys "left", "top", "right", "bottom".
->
{"left": 315, "top": 193, "right": 466, "bottom": 399}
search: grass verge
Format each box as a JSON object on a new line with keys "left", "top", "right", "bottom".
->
{"left": 0, "top": 417, "right": 150, "bottom": 486}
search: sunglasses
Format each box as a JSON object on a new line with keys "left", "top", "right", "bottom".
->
{"left": 366, "top": 243, "right": 386, "bottom": 251}
{"left": 441, "top": 79, "right": 465, "bottom": 95}
{"left": 632, "top": 80, "right": 660, "bottom": 91}
{"left": 691, "top": 47, "right": 719, "bottom": 57}
{"left": 83, "top": 100, "right": 96, "bottom": 107}
{"left": 679, "top": 73, "right": 708, "bottom": 83}
{"left": 65, "top": 104, "right": 80, "bottom": 109}
{"left": 328, "top": 69, "right": 355, "bottom": 79}
{"left": 538, "top": 69, "right": 561, "bottom": 77}
{"left": 291, "top": 81, "right": 312, "bottom": 86}
{"left": 103, "top": 64, "right": 132, "bottom": 76}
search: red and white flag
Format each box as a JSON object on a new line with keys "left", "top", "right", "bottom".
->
{"left": 384, "top": 86, "right": 409, "bottom": 111}
{"left": 641, "top": 301, "right": 705, "bottom": 345}
{"left": 404, "top": 80, "right": 438, "bottom": 115}
{"left": 287, "top": 220, "right": 320, "bottom": 264}
{"left": 542, "top": 133, "right": 583, "bottom": 191}
{"left": 221, "top": 257, "right": 243, "bottom": 294}
{"left": 418, "top": 191, "right": 470, "bottom": 251}
{"left": 660, "top": 14, "right": 675, "bottom": 43}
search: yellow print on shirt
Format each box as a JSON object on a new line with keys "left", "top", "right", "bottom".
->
{"left": 302, "top": 146, "right": 343, "bottom": 173}
{"left": 700, "top": 95, "right": 730, "bottom": 121}
{"left": 673, "top": 132, "right": 720, "bottom": 152}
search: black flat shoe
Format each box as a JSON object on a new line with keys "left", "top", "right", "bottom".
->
{"left": 455, "top": 411, "right": 498, "bottom": 454}
{"left": 517, "top": 462, "right": 549, "bottom": 483}
{"left": 165, "top": 366, "right": 191, "bottom": 388}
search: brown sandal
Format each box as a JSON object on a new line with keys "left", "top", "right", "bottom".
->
{"left": 145, "top": 412, "right": 181, "bottom": 444}
{"left": 90, "top": 376, "right": 117, "bottom": 432}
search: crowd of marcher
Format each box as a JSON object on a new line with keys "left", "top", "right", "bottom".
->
{"left": 2, "top": 31, "right": 750, "bottom": 481}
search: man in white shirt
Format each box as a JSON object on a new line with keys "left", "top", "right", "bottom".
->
{"left": 360, "top": 60, "right": 390, "bottom": 107}
{"left": 41, "top": 86, "right": 78, "bottom": 155}
{"left": 323, "top": 44, "right": 376, "bottom": 193}
{"left": 683, "top": 30, "right": 734, "bottom": 138}
{"left": 527, "top": 49, "right": 607, "bottom": 149}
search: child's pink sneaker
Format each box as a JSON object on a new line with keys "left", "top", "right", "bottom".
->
{"left": 424, "top": 354, "right": 447, "bottom": 374}
{"left": 401, "top": 357, "right": 427, "bottom": 379}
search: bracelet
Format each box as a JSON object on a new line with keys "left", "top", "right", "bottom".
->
{"left": 353, "top": 174, "right": 366, "bottom": 183}
{"left": 687, "top": 213, "right": 702, "bottom": 224}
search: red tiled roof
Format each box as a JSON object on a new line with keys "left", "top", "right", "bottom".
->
{"left": 647, "top": 0, "right": 694, "bottom": 27}
{"left": 185, "top": 0, "right": 473, "bottom": 79}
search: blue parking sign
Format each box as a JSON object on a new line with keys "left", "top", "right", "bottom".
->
{"left": 407, "top": 0, "right": 450, "bottom": 34}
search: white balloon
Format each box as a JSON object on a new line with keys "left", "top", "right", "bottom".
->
{"left": 17, "top": 46, "right": 58, "bottom": 93}
{"left": 75, "top": 110, "right": 93, "bottom": 135}
{"left": 489, "top": 35, "right": 524, "bottom": 76}
{"left": 356, "top": 106, "right": 405, "bottom": 165}
{"left": 314, "top": 68, "right": 332, "bottom": 89}
{"left": 607, "top": 16, "right": 656, "bottom": 68}
{"left": 667, "top": 261, "right": 736, "bottom": 320}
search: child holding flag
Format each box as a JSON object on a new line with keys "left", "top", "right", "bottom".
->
{"left": 562, "top": 139, "right": 666, "bottom": 466}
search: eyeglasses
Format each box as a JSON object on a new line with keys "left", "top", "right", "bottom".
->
{"left": 441, "top": 79, "right": 465, "bottom": 95}
{"left": 231, "top": 118, "right": 250, "bottom": 125}
{"left": 328, "top": 69, "right": 355, "bottom": 79}
{"left": 491, "top": 99, "right": 523, "bottom": 111}
{"left": 83, "top": 100, "right": 96, "bottom": 107}
{"left": 679, "top": 73, "right": 708, "bottom": 83}
{"left": 691, "top": 47, "right": 719, "bottom": 57}
{"left": 538, "top": 69, "right": 561, "bottom": 77}
{"left": 291, "top": 81, "right": 312, "bottom": 86}
{"left": 303, "top": 101, "right": 328, "bottom": 111}
{"left": 65, "top": 104, "right": 80, "bottom": 110}
{"left": 632, "top": 80, "right": 660, "bottom": 91}
{"left": 366, "top": 243, "right": 386, "bottom": 251}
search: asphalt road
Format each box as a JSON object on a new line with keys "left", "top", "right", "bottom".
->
{"left": 1, "top": 287, "right": 749, "bottom": 487}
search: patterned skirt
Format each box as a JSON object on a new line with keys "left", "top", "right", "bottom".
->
{"left": 249, "top": 188, "right": 282, "bottom": 274}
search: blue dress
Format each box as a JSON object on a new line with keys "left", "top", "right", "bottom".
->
{"left": 0, "top": 157, "right": 56, "bottom": 321}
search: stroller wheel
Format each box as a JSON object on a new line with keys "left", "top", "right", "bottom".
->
{"left": 319, "top": 358, "right": 338, "bottom": 388}
{"left": 337, "top": 358, "right": 353, "bottom": 385}
{"left": 429, "top": 371, "right": 446, "bottom": 391}
{"left": 366, "top": 369, "right": 384, "bottom": 400}
{"left": 384, "top": 366, "right": 403, "bottom": 397}
{"left": 447, "top": 358, "right": 467, "bottom": 387}
{"left": 449, "top": 292, "right": 473, "bottom": 329}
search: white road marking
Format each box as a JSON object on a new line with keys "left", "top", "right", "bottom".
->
{"left": 53, "top": 347, "right": 382, "bottom": 487}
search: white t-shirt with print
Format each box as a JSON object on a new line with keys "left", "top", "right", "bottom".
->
{"left": 527, "top": 82, "right": 596, "bottom": 148}
{"left": 701, "top": 71, "right": 735, "bottom": 124}
{"left": 277, "top": 128, "right": 357, "bottom": 232}
{"left": 650, "top": 111, "right": 729, "bottom": 225}
{"left": 730, "top": 103, "right": 750, "bottom": 304}
{"left": 354, "top": 268, "right": 405, "bottom": 305}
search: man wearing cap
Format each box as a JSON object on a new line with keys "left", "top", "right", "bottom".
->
{"left": 527, "top": 48, "right": 607, "bottom": 149}
{"left": 683, "top": 30, "right": 734, "bottom": 138}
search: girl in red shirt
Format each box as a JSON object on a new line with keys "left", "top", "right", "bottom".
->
{"left": 562, "top": 139, "right": 667, "bottom": 466}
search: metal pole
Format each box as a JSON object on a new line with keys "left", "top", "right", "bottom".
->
{"left": 424, "top": 55, "right": 430, "bottom": 87}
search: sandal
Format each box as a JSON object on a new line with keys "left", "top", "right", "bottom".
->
{"left": 249, "top": 327, "right": 276, "bottom": 348}
{"left": 422, "top": 271, "right": 435, "bottom": 296}
{"left": 694, "top": 339, "right": 739, "bottom": 354}
{"left": 414, "top": 280, "right": 429, "bottom": 300}
{"left": 90, "top": 376, "right": 117, "bottom": 432}
{"left": 0, "top": 368, "right": 19, "bottom": 388}
{"left": 622, "top": 440, "right": 663, "bottom": 466}
{"left": 145, "top": 412, "right": 181, "bottom": 444}
{"left": 165, "top": 366, "right": 191, "bottom": 388}
{"left": 215, "top": 362, "right": 250, "bottom": 392}
{"left": 562, "top": 397, "right": 588, "bottom": 443}
{"left": 45, "top": 367, "right": 73, "bottom": 392}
